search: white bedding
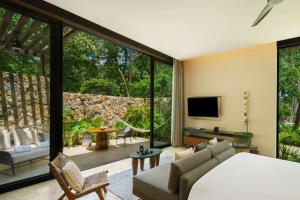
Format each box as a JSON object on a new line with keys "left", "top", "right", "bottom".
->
{"left": 188, "top": 153, "right": 300, "bottom": 200}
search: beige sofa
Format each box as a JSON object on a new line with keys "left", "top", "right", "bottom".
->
{"left": 133, "top": 141, "right": 235, "bottom": 200}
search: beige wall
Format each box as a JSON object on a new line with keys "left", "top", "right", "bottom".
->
{"left": 183, "top": 43, "right": 277, "bottom": 157}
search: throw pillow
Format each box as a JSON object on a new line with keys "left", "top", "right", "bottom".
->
{"left": 208, "top": 137, "right": 218, "bottom": 146}
{"left": 16, "top": 128, "right": 33, "bottom": 145}
{"left": 174, "top": 147, "right": 194, "bottom": 160}
{"left": 10, "top": 128, "right": 21, "bottom": 146}
{"left": 62, "top": 160, "right": 85, "bottom": 192}
{"left": 0, "top": 130, "right": 11, "bottom": 149}
{"left": 194, "top": 141, "right": 208, "bottom": 152}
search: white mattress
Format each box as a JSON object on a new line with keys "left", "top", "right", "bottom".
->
{"left": 188, "top": 153, "right": 300, "bottom": 200}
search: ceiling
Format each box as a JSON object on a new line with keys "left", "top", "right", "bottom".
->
{"left": 45, "top": 0, "right": 300, "bottom": 60}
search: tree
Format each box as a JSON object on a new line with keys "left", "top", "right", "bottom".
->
{"left": 279, "top": 46, "right": 300, "bottom": 127}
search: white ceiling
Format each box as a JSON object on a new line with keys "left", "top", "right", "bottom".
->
{"left": 45, "top": 0, "right": 300, "bottom": 60}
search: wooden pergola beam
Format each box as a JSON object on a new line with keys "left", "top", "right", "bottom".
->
{"left": 64, "top": 29, "right": 78, "bottom": 43}
{"left": 0, "top": 10, "right": 14, "bottom": 39}
{"left": 26, "top": 25, "right": 49, "bottom": 50}
{"left": 19, "top": 20, "right": 41, "bottom": 44}
{"left": 3, "top": 15, "right": 29, "bottom": 48}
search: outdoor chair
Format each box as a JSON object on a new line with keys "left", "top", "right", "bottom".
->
{"left": 116, "top": 127, "right": 132, "bottom": 146}
{"left": 232, "top": 132, "right": 253, "bottom": 153}
{"left": 49, "top": 153, "right": 109, "bottom": 200}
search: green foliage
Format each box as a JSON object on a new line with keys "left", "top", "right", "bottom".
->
{"left": 279, "top": 144, "right": 300, "bottom": 163}
{"left": 125, "top": 105, "right": 150, "bottom": 130}
{"left": 80, "top": 78, "right": 120, "bottom": 96}
{"left": 279, "top": 46, "right": 300, "bottom": 123}
{"left": 63, "top": 107, "right": 104, "bottom": 146}
{"left": 279, "top": 123, "right": 300, "bottom": 146}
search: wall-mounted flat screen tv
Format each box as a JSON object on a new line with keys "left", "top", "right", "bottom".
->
{"left": 188, "top": 97, "right": 221, "bottom": 117}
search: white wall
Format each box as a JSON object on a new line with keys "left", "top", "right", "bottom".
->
{"left": 183, "top": 43, "right": 277, "bottom": 157}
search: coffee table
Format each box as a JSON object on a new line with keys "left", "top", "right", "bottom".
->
{"left": 88, "top": 128, "right": 117, "bottom": 150}
{"left": 129, "top": 148, "right": 162, "bottom": 176}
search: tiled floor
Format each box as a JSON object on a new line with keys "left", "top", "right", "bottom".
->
{"left": 0, "top": 146, "right": 185, "bottom": 200}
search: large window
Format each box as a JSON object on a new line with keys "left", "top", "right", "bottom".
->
{"left": 0, "top": 6, "right": 51, "bottom": 185}
{"left": 62, "top": 26, "right": 173, "bottom": 170}
{"left": 278, "top": 44, "right": 300, "bottom": 162}
{"left": 0, "top": 0, "right": 173, "bottom": 193}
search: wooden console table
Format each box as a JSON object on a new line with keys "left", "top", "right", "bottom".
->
{"left": 184, "top": 127, "right": 249, "bottom": 147}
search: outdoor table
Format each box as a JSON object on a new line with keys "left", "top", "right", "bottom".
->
{"left": 88, "top": 128, "right": 117, "bottom": 150}
{"left": 129, "top": 148, "right": 162, "bottom": 175}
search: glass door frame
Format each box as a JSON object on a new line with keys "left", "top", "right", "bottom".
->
{"left": 276, "top": 37, "right": 300, "bottom": 158}
{"left": 150, "top": 58, "right": 172, "bottom": 148}
{"left": 0, "top": 1, "right": 63, "bottom": 193}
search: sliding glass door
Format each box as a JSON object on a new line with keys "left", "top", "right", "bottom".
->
{"left": 278, "top": 45, "right": 300, "bottom": 162}
{"left": 153, "top": 61, "right": 173, "bottom": 147}
{"left": 0, "top": 5, "right": 51, "bottom": 186}
{"left": 63, "top": 25, "right": 152, "bottom": 170}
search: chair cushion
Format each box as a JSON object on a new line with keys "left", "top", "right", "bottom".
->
{"left": 168, "top": 149, "right": 211, "bottom": 192}
{"left": 62, "top": 160, "right": 84, "bottom": 192}
{"left": 133, "top": 163, "right": 178, "bottom": 200}
{"left": 0, "top": 130, "right": 11, "bottom": 150}
{"left": 207, "top": 140, "right": 231, "bottom": 157}
{"left": 194, "top": 142, "right": 208, "bottom": 153}
{"left": 174, "top": 148, "right": 194, "bottom": 161}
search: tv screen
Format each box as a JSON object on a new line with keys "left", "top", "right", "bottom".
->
{"left": 188, "top": 97, "right": 220, "bottom": 117}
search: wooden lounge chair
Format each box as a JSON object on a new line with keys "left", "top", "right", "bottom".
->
{"left": 49, "top": 153, "right": 109, "bottom": 200}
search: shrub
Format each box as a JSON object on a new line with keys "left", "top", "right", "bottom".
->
{"left": 279, "top": 144, "right": 300, "bottom": 163}
{"left": 279, "top": 123, "right": 300, "bottom": 146}
{"left": 63, "top": 106, "right": 104, "bottom": 146}
{"left": 80, "top": 78, "right": 120, "bottom": 96}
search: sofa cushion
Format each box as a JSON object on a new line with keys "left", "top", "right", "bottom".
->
{"left": 133, "top": 163, "right": 178, "bottom": 200}
{"left": 215, "top": 147, "right": 235, "bottom": 163}
{"left": 180, "top": 158, "right": 218, "bottom": 200}
{"left": 14, "top": 145, "right": 31, "bottom": 153}
{"left": 208, "top": 137, "right": 218, "bottom": 146}
{"left": 207, "top": 140, "right": 231, "bottom": 157}
{"left": 0, "top": 130, "right": 11, "bottom": 150}
{"left": 5, "top": 145, "right": 49, "bottom": 164}
{"left": 168, "top": 148, "right": 211, "bottom": 192}
{"left": 174, "top": 148, "right": 194, "bottom": 160}
{"left": 194, "top": 142, "right": 208, "bottom": 153}
{"left": 62, "top": 160, "right": 85, "bottom": 192}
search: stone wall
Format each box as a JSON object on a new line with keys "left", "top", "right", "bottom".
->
{"left": 63, "top": 92, "right": 171, "bottom": 126}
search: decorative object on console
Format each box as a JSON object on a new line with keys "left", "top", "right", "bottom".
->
{"left": 243, "top": 91, "right": 249, "bottom": 132}
{"left": 213, "top": 127, "right": 219, "bottom": 132}
{"left": 250, "top": 145, "right": 259, "bottom": 154}
{"left": 137, "top": 148, "right": 153, "bottom": 155}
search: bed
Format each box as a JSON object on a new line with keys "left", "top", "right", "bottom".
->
{"left": 188, "top": 152, "right": 300, "bottom": 200}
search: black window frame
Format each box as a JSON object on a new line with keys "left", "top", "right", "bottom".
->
{"left": 276, "top": 36, "right": 300, "bottom": 158}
